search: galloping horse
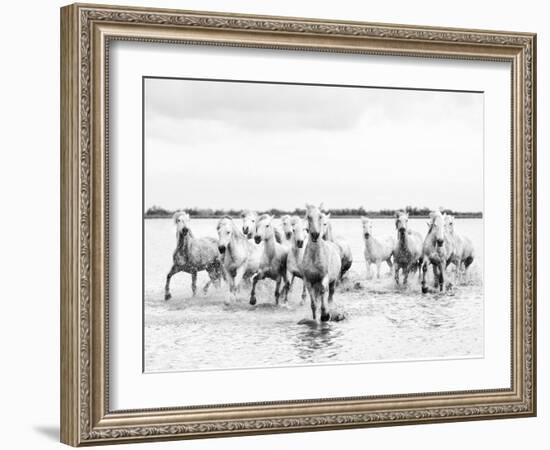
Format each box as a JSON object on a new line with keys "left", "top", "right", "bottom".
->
{"left": 393, "top": 211, "right": 423, "bottom": 286}
{"left": 361, "top": 216, "right": 395, "bottom": 279}
{"left": 241, "top": 210, "right": 283, "bottom": 243}
{"left": 241, "top": 210, "right": 258, "bottom": 239}
{"left": 217, "top": 216, "right": 262, "bottom": 303}
{"left": 286, "top": 215, "right": 309, "bottom": 303}
{"left": 280, "top": 214, "right": 294, "bottom": 248}
{"left": 302, "top": 204, "right": 342, "bottom": 322}
{"left": 164, "top": 212, "right": 223, "bottom": 300}
{"left": 444, "top": 214, "right": 475, "bottom": 281}
{"left": 320, "top": 210, "right": 353, "bottom": 279}
{"left": 249, "top": 215, "right": 290, "bottom": 305}
{"left": 421, "top": 210, "right": 452, "bottom": 293}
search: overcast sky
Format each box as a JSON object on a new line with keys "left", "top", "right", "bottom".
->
{"left": 144, "top": 78, "right": 483, "bottom": 212}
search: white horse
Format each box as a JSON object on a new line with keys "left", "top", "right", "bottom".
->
{"left": 241, "top": 210, "right": 283, "bottom": 243}
{"left": 321, "top": 211, "right": 353, "bottom": 279}
{"left": 286, "top": 215, "right": 308, "bottom": 303}
{"left": 280, "top": 214, "right": 294, "bottom": 248}
{"left": 241, "top": 210, "right": 258, "bottom": 239}
{"left": 421, "top": 210, "right": 453, "bottom": 293}
{"left": 165, "top": 212, "right": 223, "bottom": 300}
{"left": 361, "top": 217, "right": 395, "bottom": 279}
{"left": 249, "top": 215, "right": 290, "bottom": 305}
{"left": 393, "top": 211, "right": 423, "bottom": 286}
{"left": 302, "top": 204, "right": 342, "bottom": 322}
{"left": 444, "top": 214, "right": 475, "bottom": 281}
{"left": 217, "top": 216, "right": 262, "bottom": 303}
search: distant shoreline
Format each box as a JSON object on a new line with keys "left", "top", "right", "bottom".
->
{"left": 144, "top": 213, "right": 483, "bottom": 220}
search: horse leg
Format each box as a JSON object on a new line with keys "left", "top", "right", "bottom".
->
{"left": 432, "top": 264, "right": 439, "bottom": 288}
{"left": 226, "top": 265, "right": 245, "bottom": 304}
{"left": 403, "top": 265, "right": 409, "bottom": 285}
{"left": 320, "top": 276, "right": 330, "bottom": 322}
{"left": 376, "top": 261, "right": 381, "bottom": 279}
{"left": 282, "top": 272, "right": 290, "bottom": 304}
{"left": 249, "top": 271, "right": 262, "bottom": 305}
{"left": 421, "top": 259, "right": 429, "bottom": 294}
{"left": 233, "top": 265, "right": 246, "bottom": 293}
{"left": 394, "top": 264, "right": 400, "bottom": 285}
{"left": 211, "top": 261, "right": 224, "bottom": 289}
{"left": 191, "top": 271, "right": 198, "bottom": 297}
{"left": 288, "top": 273, "right": 295, "bottom": 293}
{"left": 274, "top": 276, "right": 282, "bottom": 305}
{"left": 386, "top": 258, "right": 393, "bottom": 277}
{"left": 439, "top": 262, "right": 445, "bottom": 292}
{"left": 464, "top": 256, "right": 474, "bottom": 282}
{"left": 301, "top": 279, "right": 308, "bottom": 305}
{"left": 328, "top": 280, "right": 336, "bottom": 304}
{"left": 366, "top": 262, "right": 371, "bottom": 280}
{"left": 305, "top": 281, "right": 317, "bottom": 320}
{"left": 224, "top": 271, "right": 236, "bottom": 305}
{"left": 164, "top": 265, "right": 179, "bottom": 301}
{"left": 203, "top": 266, "right": 217, "bottom": 294}
{"left": 202, "top": 279, "right": 212, "bottom": 295}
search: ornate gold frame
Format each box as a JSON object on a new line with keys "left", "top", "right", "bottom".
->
{"left": 60, "top": 3, "right": 536, "bottom": 446}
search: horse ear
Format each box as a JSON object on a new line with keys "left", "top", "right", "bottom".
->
{"left": 361, "top": 216, "right": 367, "bottom": 223}
{"left": 429, "top": 211, "right": 436, "bottom": 219}
{"left": 325, "top": 212, "right": 331, "bottom": 219}
{"left": 319, "top": 202, "right": 324, "bottom": 211}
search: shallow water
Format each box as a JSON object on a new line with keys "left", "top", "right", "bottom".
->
{"left": 144, "top": 218, "right": 483, "bottom": 372}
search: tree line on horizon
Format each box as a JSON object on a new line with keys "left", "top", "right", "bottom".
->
{"left": 144, "top": 205, "right": 483, "bottom": 219}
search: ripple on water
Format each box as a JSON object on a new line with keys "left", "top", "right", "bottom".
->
{"left": 145, "top": 262, "right": 484, "bottom": 372}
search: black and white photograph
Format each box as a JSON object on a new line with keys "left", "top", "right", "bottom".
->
{"left": 143, "top": 77, "right": 484, "bottom": 373}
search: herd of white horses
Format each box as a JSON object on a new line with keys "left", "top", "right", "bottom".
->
{"left": 164, "top": 204, "right": 475, "bottom": 322}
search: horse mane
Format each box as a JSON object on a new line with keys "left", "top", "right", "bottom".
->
{"left": 258, "top": 213, "right": 271, "bottom": 222}
{"left": 217, "top": 216, "right": 247, "bottom": 240}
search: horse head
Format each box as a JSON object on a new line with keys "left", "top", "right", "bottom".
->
{"left": 216, "top": 216, "right": 235, "bottom": 254}
{"left": 280, "top": 215, "right": 293, "bottom": 241}
{"left": 361, "top": 216, "right": 372, "bottom": 239}
{"left": 429, "top": 210, "right": 445, "bottom": 247}
{"left": 395, "top": 211, "right": 409, "bottom": 238}
{"left": 254, "top": 214, "right": 274, "bottom": 244}
{"left": 444, "top": 214, "right": 455, "bottom": 233}
{"left": 173, "top": 211, "right": 191, "bottom": 236}
{"left": 305, "top": 203, "right": 326, "bottom": 243}
{"left": 241, "top": 210, "right": 257, "bottom": 238}
{"left": 291, "top": 215, "right": 307, "bottom": 248}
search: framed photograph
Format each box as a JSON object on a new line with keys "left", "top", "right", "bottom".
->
{"left": 60, "top": 3, "right": 537, "bottom": 446}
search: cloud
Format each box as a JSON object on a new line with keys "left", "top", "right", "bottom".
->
{"left": 144, "top": 78, "right": 484, "bottom": 212}
{"left": 146, "top": 78, "right": 375, "bottom": 134}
